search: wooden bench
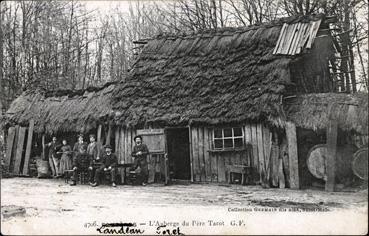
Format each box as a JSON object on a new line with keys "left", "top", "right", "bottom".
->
{"left": 226, "top": 164, "right": 253, "bottom": 185}
{"left": 64, "top": 169, "right": 89, "bottom": 184}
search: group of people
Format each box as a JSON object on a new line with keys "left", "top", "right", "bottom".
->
{"left": 46, "top": 134, "right": 149, "bottom": 187}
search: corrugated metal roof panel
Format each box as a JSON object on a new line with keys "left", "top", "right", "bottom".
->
{"left": 273, "top": 19, "right": 322, "bottom": 55}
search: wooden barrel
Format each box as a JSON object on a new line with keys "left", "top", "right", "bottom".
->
{"left": 352, "top": 148, "right": 368, "bottom": 180}
{"left": 306, "top": 144, "right": 356, "bottom": 181}
{"left": 36, "top": 159, "right": 50, "bottom": 178}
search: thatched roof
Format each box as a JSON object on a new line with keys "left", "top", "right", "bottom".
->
{"left": 4, "top": 15, "right": 333, "bottom": 133}
{"left": 112, "top": 15, "right": 326, "bottom": 127}
{"left": 3, "top": 82, "right": 117, "bottom": 134}
{"left": 284, "top": 93, "right": 368, "bottom": 134}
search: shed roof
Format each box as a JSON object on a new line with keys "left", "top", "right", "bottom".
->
{"left": 3, "top": 83, "right": 116, "bottom": 134}
{"left": 284, "top": 93, "right": 368, "bottom": 134}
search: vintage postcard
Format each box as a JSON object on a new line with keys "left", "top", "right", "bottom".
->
{"left": 0, "top": 0, "right": 368, "bottom": 235}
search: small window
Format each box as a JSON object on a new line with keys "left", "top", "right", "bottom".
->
{"left": 224, "top": 128, "right": 232, "bottom": 137}
{"left": 212, "top": 127, "right": 244, "bottom": 150}
{"left": 214, "top": 129, "right": 222, "bottom": 138}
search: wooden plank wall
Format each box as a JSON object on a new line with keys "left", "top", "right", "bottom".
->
{"left": 115, "top": 127, "right": 137, "bottom": 164}
{"left": 4, "top": 127, "right": 16, "bottom": 171}
{"left": 13, "top": 127, "right": 26, "bottom": 174}
{"left": 111, "top": 123, "right": 294, "bottom": 187}
{"left": 190, "top": 126, "right": 258, "bottom": 183}
{"left": 23, "top": 120, "right": 35, "bottom": 175}
{"left": 190, "top": 124, "right": 287, "bottom": 186}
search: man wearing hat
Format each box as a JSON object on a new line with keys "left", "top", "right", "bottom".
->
{"left": 46, "top": 136, "right": 62, "bottom": 178}
{"left": 91, "top": 144, "right": 118, "bottom": 187}
{"left": 73, "top": 134, "right": 87, "bottom": 160}
{"left": 87, "top": 134, "right": 101, "bottom": 184}
{"left": 131, "top": 135, "right": 149, "bottom": 186}
{"left": 87, "top": 134, "right": 100, "bottom": 160}
{"left": 70, "top": 143, "right": 93, "bottom": 186}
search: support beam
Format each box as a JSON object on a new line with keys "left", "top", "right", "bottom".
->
{"left": 23, "top": 120, "right": 35, "bottom": 175}
{"left": 105, "top": 124, "right": 112, "bottom": 145}
{"left": 41, "top": 135, "right": 45, "bottom": 161}
{"left": 325, "top": 120, "right": 338, "bottom": 192}
{"left": 286, "top": 122, "right": 299, "bottom": 189}
{"left": 11, "top": 126, "right": 19, "bottom": 170}
{"left": 97, "top": 124, "right": 102, "bottom": 143}
{"left": 5, "top": 127, "right": 16, "bottom": 171}
{"left": 13, "top": 127, "right": 26, "bottom": 174}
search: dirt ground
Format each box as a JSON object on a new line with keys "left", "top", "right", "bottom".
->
{"left": 1, "top": 178, "right": 368, "bottom": 235}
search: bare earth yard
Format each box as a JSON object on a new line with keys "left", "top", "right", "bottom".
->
{"left": 1, "top": 178, "right": 368, "bottom": 235}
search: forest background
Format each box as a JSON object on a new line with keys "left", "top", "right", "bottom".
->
{"left": 0, "top": 0, "right": 367, "bottom": 112}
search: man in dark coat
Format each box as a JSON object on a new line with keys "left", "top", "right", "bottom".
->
{"left": 131, "top": 135, "right": 149, "bottom": 186}
{"left": 46, "top": 136, "right": 62, "bottom": 178}
{"left": 73, "top": 134, "right": 87, "bottom": 159}
{"left": 91, "top": 145, "right": 118, "bottom": 187}
{"left": 70, "top": 143, "right": 93, "bottom": 186}
{"left": 87, "top": 134, "right": 102, "bottom": 184}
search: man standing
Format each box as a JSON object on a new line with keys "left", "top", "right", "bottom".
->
{"left": 91, "top": 145, "right": 118, "bottom": 187}
{"left": 46, "top": 136, "right": 61, "bottom": 178}
{"left": 70, "top": 144, "right": 92, "bottom": 186}
{"left": 131, "top": 135, "right": 149, "bottom": 186}
{"left": 73, "top": 134, "right": 86, "bottom": 159}
{"left": 87, "top": 134, "right": 101, "bottom": 184}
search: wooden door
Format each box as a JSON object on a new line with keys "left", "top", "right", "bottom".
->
{"left": 136, "top": 129, "right": 168, "bottom": 183}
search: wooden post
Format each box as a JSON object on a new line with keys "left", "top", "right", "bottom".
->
{"left": 13, "top": 127, "right": 26, "bottom": 174}
{"left": 11, "top": 125, "right": 20, "bottom": 170}
{"left": 115, "top": 127, "right": 120, "bottom": 160}
{"left": 23, "top": 120, "right": 35, "bottom": 175}
{"left": 325, "top": 120, "right": 338, "bottom": 192}
{"left": 188, "top": 126, "right": 194, "bottom": 183}
{"left": 256, "top": 124, "right": 265, "bottom": 185}
{"left": 41, "top": 134, "right": 46, "bottom": 160}
{"left": 105, "top": 124, "right": 112, "bottom": 145}
{"left": 278, "top": 158, "right": 286, "bottom": 188}
{"left": 5, "top": 127, "right": 16, "bottom": 171}
{"left": 286, "top": 122, "right": 299, "bottom": 189}
{"left": 97, "top": 124, "right": 102, "bottom": 144}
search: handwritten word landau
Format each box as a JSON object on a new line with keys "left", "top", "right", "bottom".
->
{"left": 96, "top": 223, "right": 145, "bottom": 235}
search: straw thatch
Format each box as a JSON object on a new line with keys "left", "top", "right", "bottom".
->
{"left": 284, "top": 93, "right": 368, "bottom": 134}
{"left": 4, "top": 15, "right": 331, "bottom": 132}
{"left": 112, "top": 15, "right": 326, "bottom": 127}
{"left": 4, "top": 82, "right": 117, "bottom": 134}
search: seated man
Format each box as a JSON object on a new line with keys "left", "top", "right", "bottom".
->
{"left": 70, "top": 144, "right": 93, "bottom": 186}
{"left": 91, "top": 145, "right": 118, "bottom": 187}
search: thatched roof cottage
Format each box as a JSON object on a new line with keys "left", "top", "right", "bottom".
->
{"left": 3, "top": 15, "right": 367, "bottom": 190}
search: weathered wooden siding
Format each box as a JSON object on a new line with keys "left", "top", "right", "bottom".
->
{"left": 115, "top": 126, "right": 166, "bottom": 183}
{"left": 112, "top": 124, "right": 288, "bottom": 186}
{"left": 115, "top": 127, "right": 137, "bottom": 164}
{"left": 190, "top": 124, "right": 278, "bottom": 184}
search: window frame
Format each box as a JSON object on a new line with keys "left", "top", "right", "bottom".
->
{"left": 212, "top": 127, "right": 244, "bottom": 150}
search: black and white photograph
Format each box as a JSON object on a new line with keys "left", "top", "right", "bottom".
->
{"left": 0, "top": 0, "right": 368, "bottom": 235}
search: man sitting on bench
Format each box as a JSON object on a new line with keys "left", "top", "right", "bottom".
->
{"left": 70, "top": 144, "right": 92, "bottom": 186}
{"left": 91, "top": 145, "right": 118, "bottom": 187}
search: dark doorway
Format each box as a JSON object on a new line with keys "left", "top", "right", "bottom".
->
{"left": 166, "top": 128, "right": 191, "bottom": 180}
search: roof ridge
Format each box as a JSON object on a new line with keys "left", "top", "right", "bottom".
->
{"left": 145, "top": 14, "right": 326, "bottom": 41}
{"left": 24, "top": 80, "right": 119, "bottom": 98}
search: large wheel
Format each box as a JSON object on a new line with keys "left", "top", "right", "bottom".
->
{"left": 306, "top": 144, "right": 327, "bottom": 180}
{"left": 352, "top": 148, "right": 368, "bottom": 180}
{"left": 306, "top": 144, "right": 356, "bottom": 182}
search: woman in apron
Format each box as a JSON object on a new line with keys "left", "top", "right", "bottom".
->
{"left": 58, "top": 139, "right": 72, "bottom": 176}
